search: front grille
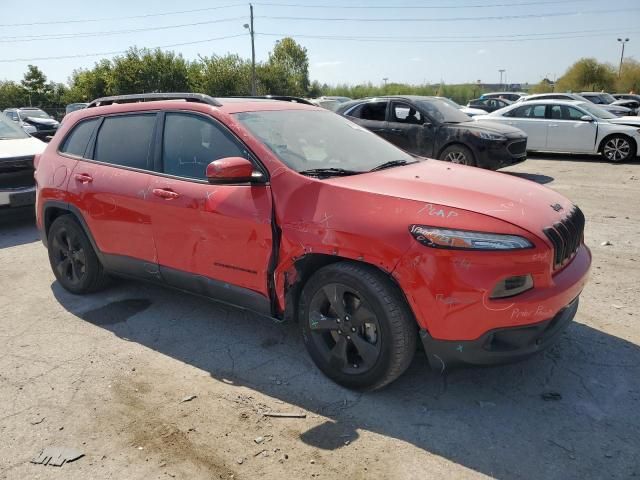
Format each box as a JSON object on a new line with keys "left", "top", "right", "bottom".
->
{"left": 0, "top": 156, "right": 35, "bottom": 189}
{"left": 543, "top": 206, "right": 585, "bottom": 270}
{"left": 507, "top": 139, "right": 527, "bottom": 156}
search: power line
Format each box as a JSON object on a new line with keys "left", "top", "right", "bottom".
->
{"left": 0, "top": 3, "right": 245, "bottom": 28}
{"left": 255, "top": 0, "right": 594, "bottom": 9}
{"left": 258, "top": 6, "right": 640, "bottom": 22}
{"left": 0, "top": 17, "right": 246, "bottom": 43}
{"left": 257, "top": 28, "right": 640, "bottom": 43}
{"left": 0, "top": 34, "right": 246, "bottom": 63}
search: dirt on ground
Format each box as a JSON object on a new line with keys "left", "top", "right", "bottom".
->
{"left": 0, "top": 154, "right": 639, "bottom": 480}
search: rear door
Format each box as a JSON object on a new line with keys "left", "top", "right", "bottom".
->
{"left": 503, "top": 104, "right": 548, "bottom": 149}
{"left": 343, "top": 100, "right": 389, "bottom": 134}
{"left": 147, "top": 111, "right": 273, "bottom": 310}
{"left": 67, "top": 113, "right": 159, "bottom": 275}
{"left": 545, "top": 104, "right": 597, "bottom": 153}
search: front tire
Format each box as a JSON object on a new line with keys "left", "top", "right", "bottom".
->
{"left": 601, "top": 135, "right": 636, "bottom": 162}
{"left": 299, "top": 262, "right": 417, "bottom": 391}
{"left": 47, "top": 215, "right": 109, "bottom": 294}
{"left": 440, "top": 144, "right": 476, "bottom": 166}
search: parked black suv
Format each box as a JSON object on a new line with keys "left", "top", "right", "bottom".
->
{"left": 336, "top": 96, "right": 527, "bottom": 170}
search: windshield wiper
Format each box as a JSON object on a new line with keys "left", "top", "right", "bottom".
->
{"left": 298, "top": 167, "right": 363, "bottom": 178}
{"left": 369, "top": 159, "right": 415, "bottom": 172}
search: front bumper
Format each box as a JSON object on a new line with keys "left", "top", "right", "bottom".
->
{"left": 421, "top": 297, "right": 579, "bottom": 372}
{"left": 475, "top": 137, "right": 527, "bottom": 170}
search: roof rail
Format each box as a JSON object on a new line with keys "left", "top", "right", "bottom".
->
{"left": 87, "top": 93, "right": 221, "bottom": 108}
{"left": 224, "top": 95, "right": 315, "bottom": 106}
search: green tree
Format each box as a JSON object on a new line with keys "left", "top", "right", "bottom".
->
{"left": 616, "top": 58, "right": 640, "bottom": 93}
{"left": 530, "top": 78, "right": 555, "bottom": 94}
{"left": 555, "top": 58, "right": 616, "bottom": 92}
{"left": 194, "top": 54, "right": 252, "bottom": 96}
{"left": 21, "top": 65, "right": 49, "bottom": 106}
{"left": 0, "top": 81, "right": 28, "bottom": 110}
{"left": 261, "top": 37, "right": 310, "bottom": 95}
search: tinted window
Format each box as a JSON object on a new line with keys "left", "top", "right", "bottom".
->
{"left": 347, "top": 101, "right": 387, "bottom": 121}
{"left": 512, "top": 105, "right": 546, "bottom": 119}
{"left": 162, "top": 113, "right": 246, "bottom": 180}
{"left": 391, "top": 102, "right": 423, "bottom": 124}
{"left": 6, "top": 112, "right": 19, "bottom": 121}
{"left": 94, "top": 114, "right": 156, "bottom": 169}
{"left": 60, "top": 118, "right": 99, "bottom": 157}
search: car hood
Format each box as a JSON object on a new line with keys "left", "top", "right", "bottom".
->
{"left": 0, "top": 137, "right": 46, "bottom": 159}
{"left": 330, "top": 160, "right": 572, "bottom": 236}
{"left": 460, "top": 106, "right": 487, "bottom": 116}
{"left": 450, "top": 120, "right": 526, "bottom": 138}
{"left": 23, "top": 116, "right": 58, "bottom": 126}
{"left": 602, "top": 104, "right": 630, "bottom": 113}
{"left": 607, "top": 116, "right": 640, "bottom": 127}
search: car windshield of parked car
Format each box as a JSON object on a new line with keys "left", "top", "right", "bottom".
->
{"left": 235, "top": 110, "right": 414, "bottom": 174}
{"left": 0, "top": 114, "right": 29, "bottom": 139}
{"left": 415, "top": 99, "right": 472, "bottom": 124}
{"left": 599, "top": 93, "right": 617, "bottom": 104}
{"left": 577, "top": 102, "right": 617, "bottom": 119}
{"left": 19, "top": 109, "right": 50, "bottom": 120}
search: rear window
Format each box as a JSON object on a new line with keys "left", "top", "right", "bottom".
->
{"left": 94, "top": 114, "right": 156, "bottom": 169}
{"left": 60, "top": 118, "right": 99, "bottom": 157}
{"left": 346, "top": 101, "right": 388, "bottom": 121}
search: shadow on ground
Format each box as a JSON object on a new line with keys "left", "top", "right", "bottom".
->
{"left": 52, "top": 280, "right": 640, "bottom": 480}
{"left": 0, "top": 213, "right": 39, "bottom": 249}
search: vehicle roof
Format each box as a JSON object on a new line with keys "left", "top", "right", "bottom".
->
{"left": 66, "top": 97, "right": 322, "bottom": 122}
{"left": 512, "top": 99, "right": 587, "bottom": 106}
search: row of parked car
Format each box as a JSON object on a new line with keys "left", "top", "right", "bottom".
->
{"left": 468, "top": 91, "right": 640, "bottom": 117}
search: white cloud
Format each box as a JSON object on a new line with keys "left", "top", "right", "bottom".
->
{"left": 315, "top": 61, "right": 344, "bottom": 68}
{"left": 477, "top": 49, "right": 487, "bottom": 55}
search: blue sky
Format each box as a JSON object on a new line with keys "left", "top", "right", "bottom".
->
{"left": 1, "top": 0, "right": 639, "bottom": 87}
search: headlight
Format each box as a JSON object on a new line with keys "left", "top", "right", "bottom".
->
{"left": 410, "top": 225, "right": 533, "bottom": 250}
{"left": 470, "top": 130, "right": 507, "bottom": 141}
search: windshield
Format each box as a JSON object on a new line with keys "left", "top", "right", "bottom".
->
{"left": 0, "top": 114, "right": 29, "bottom": 139}
{"left": 415, "top": 99, "right": 471, "bottom": 123}
{"left": 599, "top": 93, "right": 616, "bottom": 103}
{"left": 577, "top": 102, "right": 617, "bottom": 119}
{"left": 19, "top": 109, "right": 50, "bottom": 120}
{"left": 235, "top": 110, "right": 414, "bottom": 174}
{"left": 437, "top": 97, "right": 463, "bottom": 109}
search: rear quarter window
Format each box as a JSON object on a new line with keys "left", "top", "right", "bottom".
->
{"left": 93, "top": 114, "right": 156, "bottom": 169}
{"left": 59, "top": 118, "right": 99, "bottom": 158}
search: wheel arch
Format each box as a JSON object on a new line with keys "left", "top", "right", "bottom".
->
{"left": 598, "top": 132, "right": 637, "bottom": 154}
{"left": 282, "top": 253, "right": 416, "bottom": 327}
{"left": 436, "top": 141, "right": 476, "bottom": 162}
{"left": 42, "top": 201, "right": 101, "bottom": 258}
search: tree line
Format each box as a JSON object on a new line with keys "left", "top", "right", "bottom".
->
{"left": 1, "top": 36, "right": 640, "bottom": 113}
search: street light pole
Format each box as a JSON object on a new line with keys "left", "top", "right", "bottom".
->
{"left": 244, "top": 4, "right": 257, "bottom": 95}
{"left": 618, "top": 37, "right": 630, "bottom": 78}
{"left": 498, "top": 69, "right": 505, "bottom": 89}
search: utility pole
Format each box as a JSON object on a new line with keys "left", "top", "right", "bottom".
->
{"left": 244, "top": 4, "right": 257, "bottom": 95}
{"left": 618, "top": 37, "right": 630, "bottom": 78}
{"left": 382, "top": 77, "right": 388, "bottom": 86}
{"left": 498, "top": 69, "right": 505, "bottom": 89}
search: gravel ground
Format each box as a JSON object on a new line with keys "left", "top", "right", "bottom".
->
{"left": 0, "top": 154, "right": 639, "bottom": 480}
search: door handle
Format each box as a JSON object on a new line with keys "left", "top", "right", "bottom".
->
{"left": 74, "top": 173, "right": 93, "bottom": 184}
{"left": 152, "top": 188, "right": 180, "bottom": 200}
{"left": 390, "top": 128, "right": 403, "bottom": 133}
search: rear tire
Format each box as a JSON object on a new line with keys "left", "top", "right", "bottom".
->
{"left": 299, "top": 262, "right": 417, "bottom": 391}
{"left": 47, "top": 215, "right": 109, "bottom": 294}
{"left": 601, "top": 134, "right": 636, "bottom": 163}
{"left": 440, "top": 144, "right": 476, "bottom": 166}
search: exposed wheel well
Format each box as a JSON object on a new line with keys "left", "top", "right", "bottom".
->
{"left": 284, "top": 254, "right": 414, "bottom": 325}
{"left": 598, "top": 133, "right": 637, "bottom": 153}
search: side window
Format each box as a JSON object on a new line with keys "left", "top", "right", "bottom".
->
{"left": 162, "top": 113, "right": 246, "bottom": 180}
{"left": 7, "top": 112, "right": 18, "bottom": 121}
{"left": 59, "top": 118, "right": 99, "bottom": 157}
{"left": 549, "top": 105, "right": 563, "bottom": 119}
{"left": 347, "top": 101, "right": 387, "bottom": 121}
{"left": 391, "top": 102, "right": 423, "bottom": 124}
{"left": 513, "top": 105, "right": 546, "bottom": 119}
{"left": 564, "top": 106, "right": 585, "bottom": 120}
{"left": 94, "top": 114, "right": 156, "bottom": 169}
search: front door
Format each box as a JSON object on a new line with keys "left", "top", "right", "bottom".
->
{"left": 505, "top": 104, "right": 548, "bottom": 150}
{"left": 545, "top": 104, "right": 597, "bottom": 153}
{"left": 384, "top": 101, "right": 435, "bottom": 156}
{"left": 148, "top": 112, "right": 273, "bottom": 311}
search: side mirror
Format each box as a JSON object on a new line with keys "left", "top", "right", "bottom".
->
{"left": 206, "top": 157, "right": 260, "bottom": 184}
{"left": 580, "top": 115, "right": 594, "bottom": 122}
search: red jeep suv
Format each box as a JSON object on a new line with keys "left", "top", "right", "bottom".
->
{"left": 35, "top": 93, "right": 591, "bottom": 390}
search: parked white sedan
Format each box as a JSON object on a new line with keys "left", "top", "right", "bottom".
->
{"left": 476, "top": 100, "right": 640, "bottom": 162}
